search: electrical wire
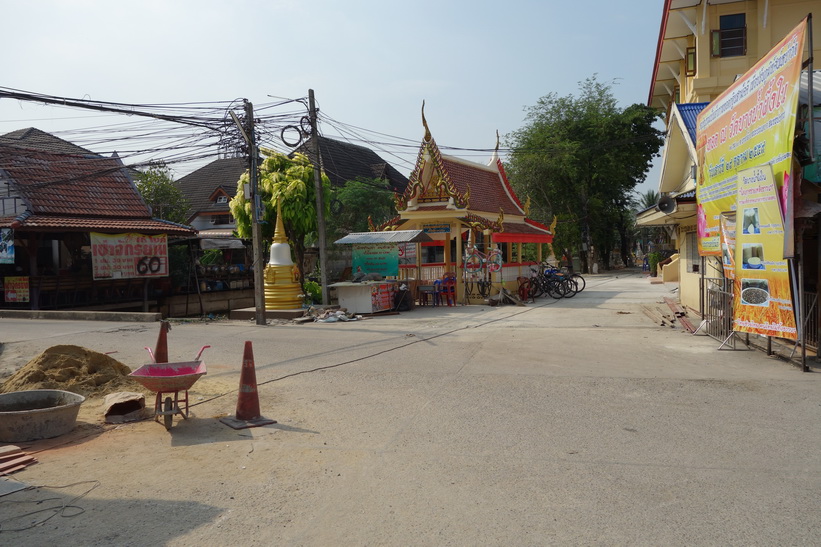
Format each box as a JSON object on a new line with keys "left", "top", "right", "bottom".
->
{"left": 0, "top": 480, "right": 101, "bottom": 533}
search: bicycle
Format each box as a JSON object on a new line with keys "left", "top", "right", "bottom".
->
{"left": 542, "top": 262, "right": 585, "bottom": 295}
{"left": 463, "top": 246, "right": 502, "bottom": 302}
{"left": 517, "top": 276, "right": 537, "bottom": 303}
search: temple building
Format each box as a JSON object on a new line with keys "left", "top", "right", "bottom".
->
{"left": 372, "top": 109, "right": 553, "bottom": 303}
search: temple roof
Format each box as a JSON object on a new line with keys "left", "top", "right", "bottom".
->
{"left": 391, "top": 110, "right": 552, "bottom": 242}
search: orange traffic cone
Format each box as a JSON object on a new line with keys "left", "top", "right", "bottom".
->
{"left": 154, "top": 321, "right": 170, "bottom": 363}
{"left": 220, "top": 341, "right": 276, "bottom": 430}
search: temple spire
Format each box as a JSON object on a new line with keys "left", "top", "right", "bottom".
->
{"left": 421, "top": 100, "right": 432, "bottom": 142}
{"left": 273, "top": 199, "right": 288, "bottom": 243}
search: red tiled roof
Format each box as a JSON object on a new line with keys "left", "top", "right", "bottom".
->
{"left": 493, "top": 220, "right": 553, "bottom": 243}
{"left": 0, "top": 144, "right": 194, "bottom": 235}
{"left": 0, "top": 145, "right": 151, "bottom": 217}
{"left": 440, "top": 157, "right": 524, "bottom": 216}
{"left": 2, "top": 214, "right": 194, "bottom": 235}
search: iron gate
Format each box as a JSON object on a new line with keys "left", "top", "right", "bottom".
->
{"left": 701, "top": 277, "right": 734, "bottom": 343}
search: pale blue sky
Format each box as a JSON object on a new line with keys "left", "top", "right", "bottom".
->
{"left": 0, "top": 0, "right": 664, "bottom": 195}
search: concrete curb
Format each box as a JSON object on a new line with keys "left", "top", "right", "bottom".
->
{"left": 0, "top": 310, "right": 161, "bottom": 322}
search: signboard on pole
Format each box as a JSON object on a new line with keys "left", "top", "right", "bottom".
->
{"left": 398, "top": 242, "right": 417, "bottom": 265}
{"left": 732, "top": 165, "right": 797, "bottom": 340}
{"left": 90, "top": 232, "right": 169, "bottom": 280}
{"left": 696, "top": 18, "right": 807, "bottom": 255}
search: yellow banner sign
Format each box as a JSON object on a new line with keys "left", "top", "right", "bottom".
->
{"left": 732, "top": 166, "right": 796, "bottom": 340}
{"left": 696, "top": 18, "right": 806, "bottom": 255}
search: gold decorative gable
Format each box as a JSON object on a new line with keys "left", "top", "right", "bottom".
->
{"left": 399, "top": 105, "right": 469, "bottom": 211}
{"left": 400, "top": 139, "right": 469, "bottom": 210}
{"left": 369, "top": 215, "right": 403, "bottom": 232}
{"left": 461, "top": 211, "right": 504, "bottom": 234}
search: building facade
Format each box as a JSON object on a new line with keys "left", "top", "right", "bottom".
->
{"left": 639, "top": 0, "right": 821, "bottom": 314}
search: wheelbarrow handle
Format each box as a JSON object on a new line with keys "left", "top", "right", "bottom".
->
{"left": 144, "top": 347, "right": 156, "bottom": 363}
{"left": 194, "top": 345, "right": 211, "bottom": 361}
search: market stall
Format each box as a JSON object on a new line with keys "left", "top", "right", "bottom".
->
{"left": 332, "top": 230, "right": 432, "bottom": 313}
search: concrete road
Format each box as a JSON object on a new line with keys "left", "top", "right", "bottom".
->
{"left": 1, "top": 270, "right": 819, "bottom": 546}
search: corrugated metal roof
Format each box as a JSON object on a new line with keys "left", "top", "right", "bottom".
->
{"left": 334, "top": 230, "right": 432, "bottom": 244}
{"left": 676, "top": 102, "right": 708, "bottom": 144}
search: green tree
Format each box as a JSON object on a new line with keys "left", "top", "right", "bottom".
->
{"left": 506, "top": 76, "right": 663, "bottom": 272}
{"left": 327, "top": 178, "right": 397, "bottom": 239}
{"left": 639, "top": 189, "right": 660, "bottom": 209}
{"left": 134, "top": 161, "right": 189, "bottom": 224}
{"left": 230, "top": 149, "right": 331, "bottom": 286}
{"left": 635, "top": 189, "right": 667, "bottom": 257}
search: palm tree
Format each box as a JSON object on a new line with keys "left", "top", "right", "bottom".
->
{"left": 639, "top": 189, "right": 659, "bottom": 210}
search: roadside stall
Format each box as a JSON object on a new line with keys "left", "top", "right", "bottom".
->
{"left": 331, "top": 230, "right": 432, "bottom": 314}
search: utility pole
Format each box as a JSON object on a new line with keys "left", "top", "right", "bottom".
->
{"left": 235, "top": 101, "right": 267, "bottom": 325}
{"left": 308, "top": 89, "right": 329, "bottom": 305}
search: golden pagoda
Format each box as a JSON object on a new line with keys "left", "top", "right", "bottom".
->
{"left": 264, "top": 201, "right": 303, "bottom": 310}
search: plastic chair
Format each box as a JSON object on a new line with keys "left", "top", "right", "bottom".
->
{"left": 440, "top": 273, "right": 456, "bottom": 306}
{"left": 432, "top": 279, "right": 443, "bottom": 306}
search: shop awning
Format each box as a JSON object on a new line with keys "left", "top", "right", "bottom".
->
{"left": 334, "top": 230, "right": 433, "bottom": 244}
{"left": 197, "top": 228, "right": 246, "bottom": 249}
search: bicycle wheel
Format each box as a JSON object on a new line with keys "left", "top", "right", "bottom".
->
{"left": 530, "top": 275, "right": 545, "bottom": 298}
{"left": 572, "top": 273, "right": 586, "bottom": 292}
{"left": 546, "top": 277, "right": 566, "bottom": 298}
{"left": 562, "top": 277, "right": 580, "bottom": 298}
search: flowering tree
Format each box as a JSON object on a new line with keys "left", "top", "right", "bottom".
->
{"left": 230, "top": 149, "right": 330, "bottom": 285}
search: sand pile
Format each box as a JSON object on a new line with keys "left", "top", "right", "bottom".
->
{"left": 0, "top": 345, "right": 146, "bottom": 398}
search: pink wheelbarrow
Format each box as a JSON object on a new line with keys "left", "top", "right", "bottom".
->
{"left": 129, "top": 345, "right": 210, "bottom": 430}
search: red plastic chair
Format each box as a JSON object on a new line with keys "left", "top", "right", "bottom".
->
{"left": 441, "top": 273, "right": 456, "bottom": 306}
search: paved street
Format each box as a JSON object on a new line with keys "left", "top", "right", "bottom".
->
{"left": 1, "top": 270, "right": 819, "bottom": 546}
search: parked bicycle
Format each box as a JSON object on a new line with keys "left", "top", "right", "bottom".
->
{"left": 541, "top": 262, "right": 585, "bottom": 294}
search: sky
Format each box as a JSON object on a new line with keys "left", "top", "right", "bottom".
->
{"left": 0, "top": 0, "right": 666, "bottom": 196}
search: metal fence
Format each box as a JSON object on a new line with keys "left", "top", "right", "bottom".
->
{"left": 700, "top": 276, "right": 818, "bottom": 361}
{"left": 701, "top": 277, "right": 734, "bottom": 344}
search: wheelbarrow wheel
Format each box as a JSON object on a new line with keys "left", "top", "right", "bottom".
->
{"left": 163, "top": 397, "right": 173, "bottom": 430}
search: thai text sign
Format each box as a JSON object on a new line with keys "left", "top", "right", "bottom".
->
{"left": 422, "top": 223, "right": 450, "bottom": 233}
{"left": 90, "top": 232, "right": 168, "bottom": 280}
{"left": 398, "top": 242, "right": 417, "bottom": 265}
{"left": 352, "top": 243, "right": 399, "bottom": 277}
{"left": 696, "top": 18, "right": 806, "bottom": 255}
{"left": 732, "top": 166, "right": 796, "bottom": 340}
{"left": 4, "top": 276, "right": 29, "bottom": 302}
